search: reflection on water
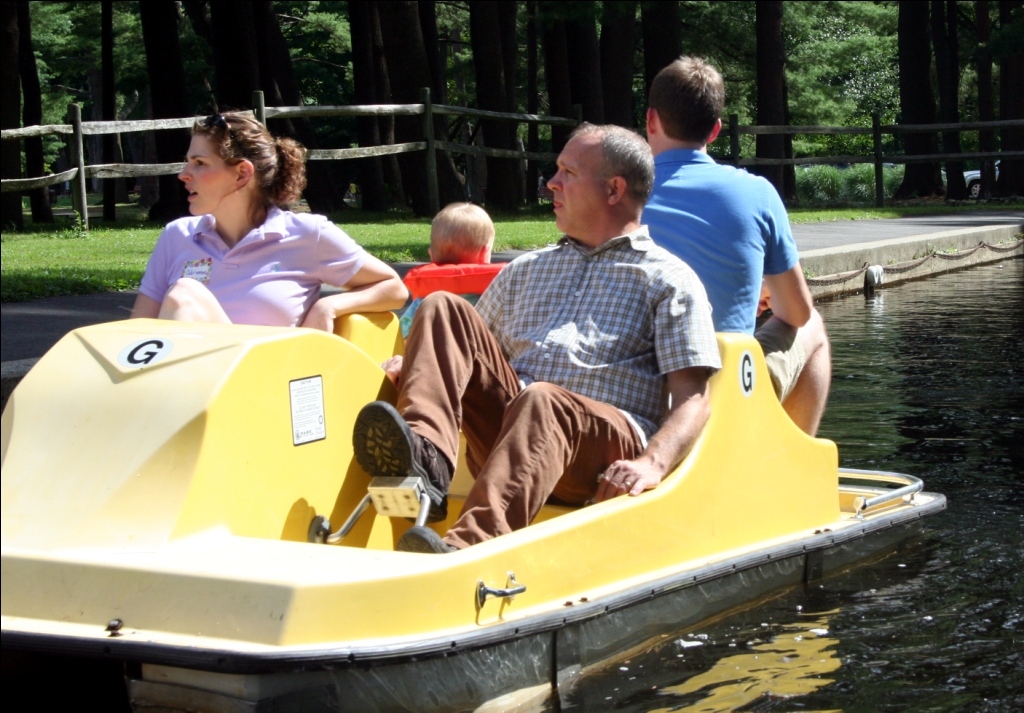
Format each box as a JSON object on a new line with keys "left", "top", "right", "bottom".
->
{"left": 652, "top": 612, "right": 840, "bottom": 712}
{"left": 569, "top": 259, "right": 1023, "bottom": 712}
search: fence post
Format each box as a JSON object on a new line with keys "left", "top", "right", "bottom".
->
{"left": 68, "top": 103, "right": 88, "bottom": 230}
{"left": 421, "top": 87, "right": 439, "bottom": 215}
{"left": 253, "top": 91, "right": 266, "bottom": 125}
{"left": 872, "top": 113, "right": 884, "bottom": 207}
{"left": 729, "top": 113, "right": 740, "bottom": 167}
{"left": 572, "top": 104, "right": 583, "bottom": 125}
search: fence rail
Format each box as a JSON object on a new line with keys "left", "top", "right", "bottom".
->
{"left": 726, "top": 118, "right": 1024, "bottom": 136}
{"left": 722, "top": 112, "right": 1024, "bottom": 206}
{"left": 0, "top": 88, "right": 577, "bottom": 227}
{"left": 3, "top": 92, "right": 1023, "bottom": 227}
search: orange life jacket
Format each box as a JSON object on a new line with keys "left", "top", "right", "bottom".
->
{"left": 402, "top": 262, "right": 506, "bottom": 299}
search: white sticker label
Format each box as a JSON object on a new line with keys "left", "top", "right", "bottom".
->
{"left": 118, "top": 338, "right": 173, "bottom": 368}
{"left": 290, "top": 376, "right": 326, "bottom": 446}
{"left": 739, "top": 350, "right": 755, "bottom": 397}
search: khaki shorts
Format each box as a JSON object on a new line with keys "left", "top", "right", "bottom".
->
{"left": 754, "top": 318, "right": 807, "bottom": 402}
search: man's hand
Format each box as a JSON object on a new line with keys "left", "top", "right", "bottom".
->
{"left": 381, "top": 355, "right": 404, "bottom": 388}
{"left": 593, "top": 366, "right": 712, "bottom": 503}
{"left": 595, "top": 459, "right": 664, "bottom": 502}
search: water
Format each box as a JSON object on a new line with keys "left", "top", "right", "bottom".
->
{"left": 569, "top": 259, "right": 1024, "bottom": 712}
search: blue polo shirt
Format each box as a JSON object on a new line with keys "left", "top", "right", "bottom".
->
{"left": 642, "top": 150, "right": 799, "bottom": 334}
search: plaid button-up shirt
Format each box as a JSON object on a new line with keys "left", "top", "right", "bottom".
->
{"left": 476, "top": 226, "right": 721, "bottom": 439}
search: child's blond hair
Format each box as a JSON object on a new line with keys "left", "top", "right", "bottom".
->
{"left": 430, "top": 203, "right": 495, "bottom": 264}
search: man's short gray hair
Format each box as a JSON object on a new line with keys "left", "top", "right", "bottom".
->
{"left": 569, "top": 123, "right": 654, "bottom": 207}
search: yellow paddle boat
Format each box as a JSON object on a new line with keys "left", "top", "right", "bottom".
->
{"left": 1, "top": 314, "right": 944, "bottom": 711}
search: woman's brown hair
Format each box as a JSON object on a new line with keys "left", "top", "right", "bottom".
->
{"left": 192, "top": 113, "right": 307, "bottom": 209}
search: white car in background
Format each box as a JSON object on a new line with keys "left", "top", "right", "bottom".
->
{"left": 963, "top": 161, "right": 1000, "bottom": 198}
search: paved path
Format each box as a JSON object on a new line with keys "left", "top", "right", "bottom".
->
{"left": 790, "top": 211, "right": 1023, "bottom": 250}
{"left": 2, "top": 211, "right": 1021, "bottom": 363}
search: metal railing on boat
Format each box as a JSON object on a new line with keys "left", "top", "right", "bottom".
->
{"left": 839, "top": 468, "right": 924, "bottom": 519}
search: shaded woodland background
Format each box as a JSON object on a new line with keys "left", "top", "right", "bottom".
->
{"left": 1, "top": 0, "right": 1022, "bottom": 230}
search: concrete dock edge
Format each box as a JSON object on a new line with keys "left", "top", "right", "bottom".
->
{"left": 802, "top": 225, "right": 1023, "bottom": 300}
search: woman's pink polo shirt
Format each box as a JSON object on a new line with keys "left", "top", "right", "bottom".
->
{"left": 139, "top": 207, "right": 367, "bottom": 327}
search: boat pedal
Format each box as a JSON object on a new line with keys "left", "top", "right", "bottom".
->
{"left": 369, "top": 476, "right": 433, "bottom": 525}
{"left": 308, "top": 476, "right": 433, "bottom": 544}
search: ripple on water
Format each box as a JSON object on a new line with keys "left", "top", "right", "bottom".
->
{"left": 567, "top": 259, "right": 1024, "bottom": 712}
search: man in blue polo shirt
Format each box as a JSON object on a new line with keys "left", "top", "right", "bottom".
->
{"left": 642, "top": 57, "right": 831, "bottom": 436}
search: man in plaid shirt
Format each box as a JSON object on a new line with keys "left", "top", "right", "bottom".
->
{"left": 354, "top": 124, "right": 722, "bottom": 553}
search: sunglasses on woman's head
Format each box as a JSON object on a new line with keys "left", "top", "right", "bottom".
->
{"left": 204, "top": 114, "right": 229, "bottom": 130}
{"left": 203, "top": 114, "right": 241, "bottom": 152}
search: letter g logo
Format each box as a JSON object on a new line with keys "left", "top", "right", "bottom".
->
{"left": 738, "top": 350, "right": 755, "bottom": 397}
{"left": 118, "top": 338, "right": 173, "bottom": 368}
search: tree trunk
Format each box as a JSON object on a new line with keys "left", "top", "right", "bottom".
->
{"left": 641, "top": 1, "right": 681, "bottom": 97}
{"left": 498, "top": 2, "right": 518, "bottom": 116}
{"left": 527, "top": 0, "right": 539, "bottom": 203}
{"left": 540, "top": 6, "right": 573, "bottom": 153}
{"left": 17, "top": 0, "right": 52, "bottom": 223}
{"left": 565, "top": 3, "right": 604, "bottom": 124}
{"left": 418, "top": 1, "right": 447, "bottom": 105}
{"left": 377, "top": 0, "right": 435, "bottom": 215}
{"left": 369, "top": 1, "right": 404, "bottom": 207}
{"left": 783, "top": 74, "right": 796, "bottom": 201}
{"left": 182, "top": 1, "right": 214, "bottom": 45}
{"left": 139, "top": 0, "right": 192, "bottom": 222}
{"left": 754, "top": 1, "right": 786, "bottom": 196}
{"left": 251, "top": 0, "right": 346, "bottom": 213}
{"left": 102, "top": 0, "right": 116, "bottom": 220}
{"left": 349, "top": 1, "right": 387, "bottom": 211}
{"left": 996, "top": 0, "right": 1024, "bottom": 196}
{"left": 377, "top": 0, "right": 464, "bottom": 215}
{"left": 601, "top": 1, "right": 637, "bottom": 128}
{"left": 419, "top": 0, "right": 462, "bottom": 198}
{"left": 932, "top": 0, "right": 968, "bottom": 198}
{"left": 498, "top": 0, "right": 524, "bottom": 203}
{"left": 181, "top": 0, "right": 218, "bottom": 112}
{"left": 1, "top": 0, "right": 23, "bottom": 230}
{"left": 470, "top": 1, "right": 520, "bottom": 212}
{"left": 87, "top": 68, "right": 104, "bottom": 192}
{"left": 894, "top": 1, "right": 945, "bottom": 199}
{"left": 209, "top": 0, "right": 261, "bottom": 111}
{"left": 975, "top": 0, "right": 996, "bottom": 198}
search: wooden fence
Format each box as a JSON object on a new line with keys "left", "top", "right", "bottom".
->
{"left": 2, "top": 89, "right": 1023, "bottom": 227}
{"left": 0, "top": 88, "right": 578, "bottom": 229}
{"left": 723, "top": 112, "right": 1024, "bottom": 207}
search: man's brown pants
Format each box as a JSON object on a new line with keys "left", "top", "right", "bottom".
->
{"left": 398, "top": 293, "right": 644, "bottom": 549}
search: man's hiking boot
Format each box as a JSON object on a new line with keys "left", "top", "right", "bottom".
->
{"left": 353, "top": 401, "right": 453, "bottom": 523}
{"left": 396, "top": 526, "right": 458, "bottom": 554}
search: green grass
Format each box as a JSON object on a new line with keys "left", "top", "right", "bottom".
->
{"left": 3, "top": 196, "right": 1020, "bottom": 302}
{"left": 341, "top": 215, "right": 560, "bottom": 263}
{"left": 1, "top": 217, "right": 160, "bottom": 302}
{"left": 787, "top": 202, "right": 1024, "bottom": 223}
{"left": 1, "top": 201, "right": 562, "bottom": 302}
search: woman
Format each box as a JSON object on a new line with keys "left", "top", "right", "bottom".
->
{"left": 130, "top": 113, "right": 407, "bottom": 332}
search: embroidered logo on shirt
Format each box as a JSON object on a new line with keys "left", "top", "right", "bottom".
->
{"left": 181, "top": 257, "right": 213, "bottom": 284}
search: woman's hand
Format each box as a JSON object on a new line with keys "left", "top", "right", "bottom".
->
{"left": 300, "top": 298, "right": 338, "bottom": 333}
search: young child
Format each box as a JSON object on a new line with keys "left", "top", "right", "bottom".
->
{"left": 399, "top": 203, "right": 504, "bottom": 338}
